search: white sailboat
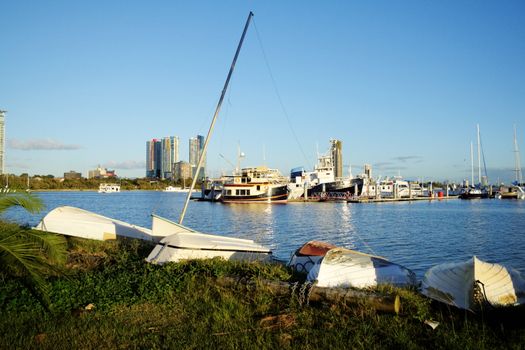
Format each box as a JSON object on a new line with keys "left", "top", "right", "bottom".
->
{"left": 459, "top": 125, "right": 488, "bottom": 199}
{"left": 146, "top": 215, "right": 271, "bottom": 263}
{"left": 146, "top": 12, "right": 273, "bottom": 264}
{"left": 33, "top": 12, "right": 272, "bottom": 263}
{"left": 497, "top": 125, "right": 525, "bottom": 199}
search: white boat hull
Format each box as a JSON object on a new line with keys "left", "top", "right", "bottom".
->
{"left": 146, "top": 215, "right": 272, "bottom": 264}
{"left": 421, "top": 256, "right": 525, "bottom": 310}
{"left": 307, "top": 248, "right": 417, "bottom": 288}
{"left": 288, "top": 240, "right": 337, "bottom": 274}
{"left": 33, "top": 206, "right": 160, "bottom": 241}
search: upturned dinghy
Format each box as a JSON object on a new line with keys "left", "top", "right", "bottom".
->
{"left": 33, "top": 206, "right": 161, "bottom": 241}
{"left": 146, "top": 215, "right": 272, "bottom": 264}
{"left": 421, "top": 256, "right": 525, "bottom": 311}
{"left": 288, "top": 240, "right": 336, "bottom": 274}
{"left": 289, "top": 241, "right": 417, "bottom": 288}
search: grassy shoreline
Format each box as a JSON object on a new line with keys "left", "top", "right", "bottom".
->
{"left": 1, "top": 237, "right": 524, "bottom": 349}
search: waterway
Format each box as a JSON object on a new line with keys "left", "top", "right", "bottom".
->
{"left": 4, "top": 191, "right": 525, "bottom": 278}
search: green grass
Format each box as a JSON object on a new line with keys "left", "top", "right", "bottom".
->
{"left": 1, "top": 237, "right": 524, "bottom": 349}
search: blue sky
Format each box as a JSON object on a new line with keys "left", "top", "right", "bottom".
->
{"left": 1, "top": 1, "right": 524, "bottom": 183}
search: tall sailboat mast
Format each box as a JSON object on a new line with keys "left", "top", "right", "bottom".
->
{"left": 470, "top": 141, "right": 474, "bottom": 186}
{"left": 179, "top": 12, "right": 254, "bottom": 224}
{"left": 514, "top": 125, "right": 523, "bottom": 184}
{"left": 477, "top": 124, "right": 481, "bottom": 185}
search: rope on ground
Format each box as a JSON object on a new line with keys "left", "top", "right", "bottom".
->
{"left": 290, "top": 281, "right": 315, "bottom": 306}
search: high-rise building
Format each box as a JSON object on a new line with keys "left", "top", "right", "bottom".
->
{"left": 161, "top": 136, "right": 179, "bottom": 179}
{"left": 147, "top": 136, "right": 179, "bottom": 179}
{"left": 146, "top": 139, "right": 161, "bottom": 178}
{"left": 189, "top": 135, "right": 205, "bottom": 179}
{"left": 64, "top": 170, "right": 82, "bottom": 180}
{"left": 88, "top": 166, "right": 116, "bottom": 179}
{"left": 174, "top": 161, "right": 192, "bottom": 181}
{"left": 330, "top": 139, "right": 343, "bottom": 179}
{"left": 0, "top": 110, "right": 5, "bottom": 174}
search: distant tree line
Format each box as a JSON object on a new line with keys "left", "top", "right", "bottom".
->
{"left": 0, "top": 174, "right": 200, "bottom": 191}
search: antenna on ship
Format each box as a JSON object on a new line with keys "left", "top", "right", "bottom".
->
{"left": 236, "top": 142, "right": 245, "bottom": 175}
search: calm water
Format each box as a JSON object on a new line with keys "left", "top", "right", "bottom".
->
{"left": 4, "top": 191, "right": 525, "bottom": 278}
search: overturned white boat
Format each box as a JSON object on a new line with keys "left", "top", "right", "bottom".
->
{"left": 33, "top": 206, "right": 162, "bottom": 242}
{"left": 288, "top": 240, "right": 336, "bottom": 274}
{"left": 146, "top": 215, "right": 272, "bottom": 264}
{"left": 289, "top": 241, "right": 417, "bottom": 288}
{"left": 421, "top": 256, "right": 525, "bottom": 311}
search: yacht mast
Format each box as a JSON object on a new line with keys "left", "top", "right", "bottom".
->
{"left": 470, "top": 141, "right": 474, "bottom": 186}
{"left": 179, "top": 12, "right": 254, "bottom": 224}
{"left": 477, "top": 124, "right": 481, "bottom": 185}
{"left": 514, "top": 125, "right": 523, "bottom": 184}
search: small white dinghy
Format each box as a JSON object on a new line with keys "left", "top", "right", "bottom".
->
{"left": 421, "top": 256, "right": 525, "bottom": 311}
{"left": 289, "top": 241, "right": 417, "bottom": 288}
{"left": 33, "top": 206, "right": 162, "bottom": 242}
{"left": 288, "top": 240, "right": 336, "bottom": 274}
{"left": 146, "top": 215, "right": 272, "bottom": 264}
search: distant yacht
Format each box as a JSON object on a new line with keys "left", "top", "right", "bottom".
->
{"left": 98, "top": 183, "right": 120, "bottom": 193}
{"left": 460, "top": 125, "right": 489, "bottom": 200}
{"left": 497, "top": 125, "right": 525, "bottom": 200}
{"left": 221, "top": 166, "right": 288, "bottom": 203}
{"left": 459, "top": 187, "right": 488, "bottom": 199}
{"left": 164, "top": 186, "right": 197, "bottom": 193}
{"left": 287, "top": 143, "right": 337, "bottom": 200}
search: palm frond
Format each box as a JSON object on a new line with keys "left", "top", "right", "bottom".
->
{"left": 0, "top": 228, "right": 50, "bottom": 296}
{"left": 0, "top": 221, "right": 67, "bottom": 302}
{"left": 25, "top": 229, "right": 68, "bottom": 265}
{"left": 0, "top": 192, "right": 44, "bottom": 214}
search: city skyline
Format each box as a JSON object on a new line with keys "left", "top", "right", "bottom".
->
{"left": 146, "top": 134, "right": 205, "bottom": 180}
{"left": 1, "top": 2, "right": 524, "bottom": 183}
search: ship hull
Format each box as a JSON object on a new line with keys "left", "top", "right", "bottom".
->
{"left": 222, "top": 184, "right": 288, "bottom": 203}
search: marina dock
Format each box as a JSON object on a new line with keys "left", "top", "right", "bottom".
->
{"left": 347, "top": 195, "right": 459, "bottom": 203}
{"left": 288, "top": 194, "right": 459, "bottom": 203}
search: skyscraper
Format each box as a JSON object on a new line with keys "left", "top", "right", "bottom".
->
{"left": 189, "top": 135, "right": 205, "bottom": 179}
{"left": 146, "top": 139, "right": 161, "bottom": 178}
{"left": 330, "top": 139, "right": 343, "bottom": 179}
{"left": 0, "top": 110, "right": 5, "bottom": 175}
{"left": 161, "top": 136, "right": 179, "bottom": 179}
{"left": 147, "top": 136, "right": 180, "bottom": 179}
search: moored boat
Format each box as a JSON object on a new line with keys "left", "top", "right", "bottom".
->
{"left": 221, "top": 166, "right": 288, "bottom": 203}
{"left": 458, "top": 187, "right": 489, "bottom": 199}
{"left": 421, "top": 256, "right": 525, "bottom": 311}
{"left": 98, "top": 183, "right": 120, "bottom": 193}
{"left": 496, "top": 185, "right": 522, "bottom": 199}
{"left": 164, "top": 185, "right": 197, "bottom": 193}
